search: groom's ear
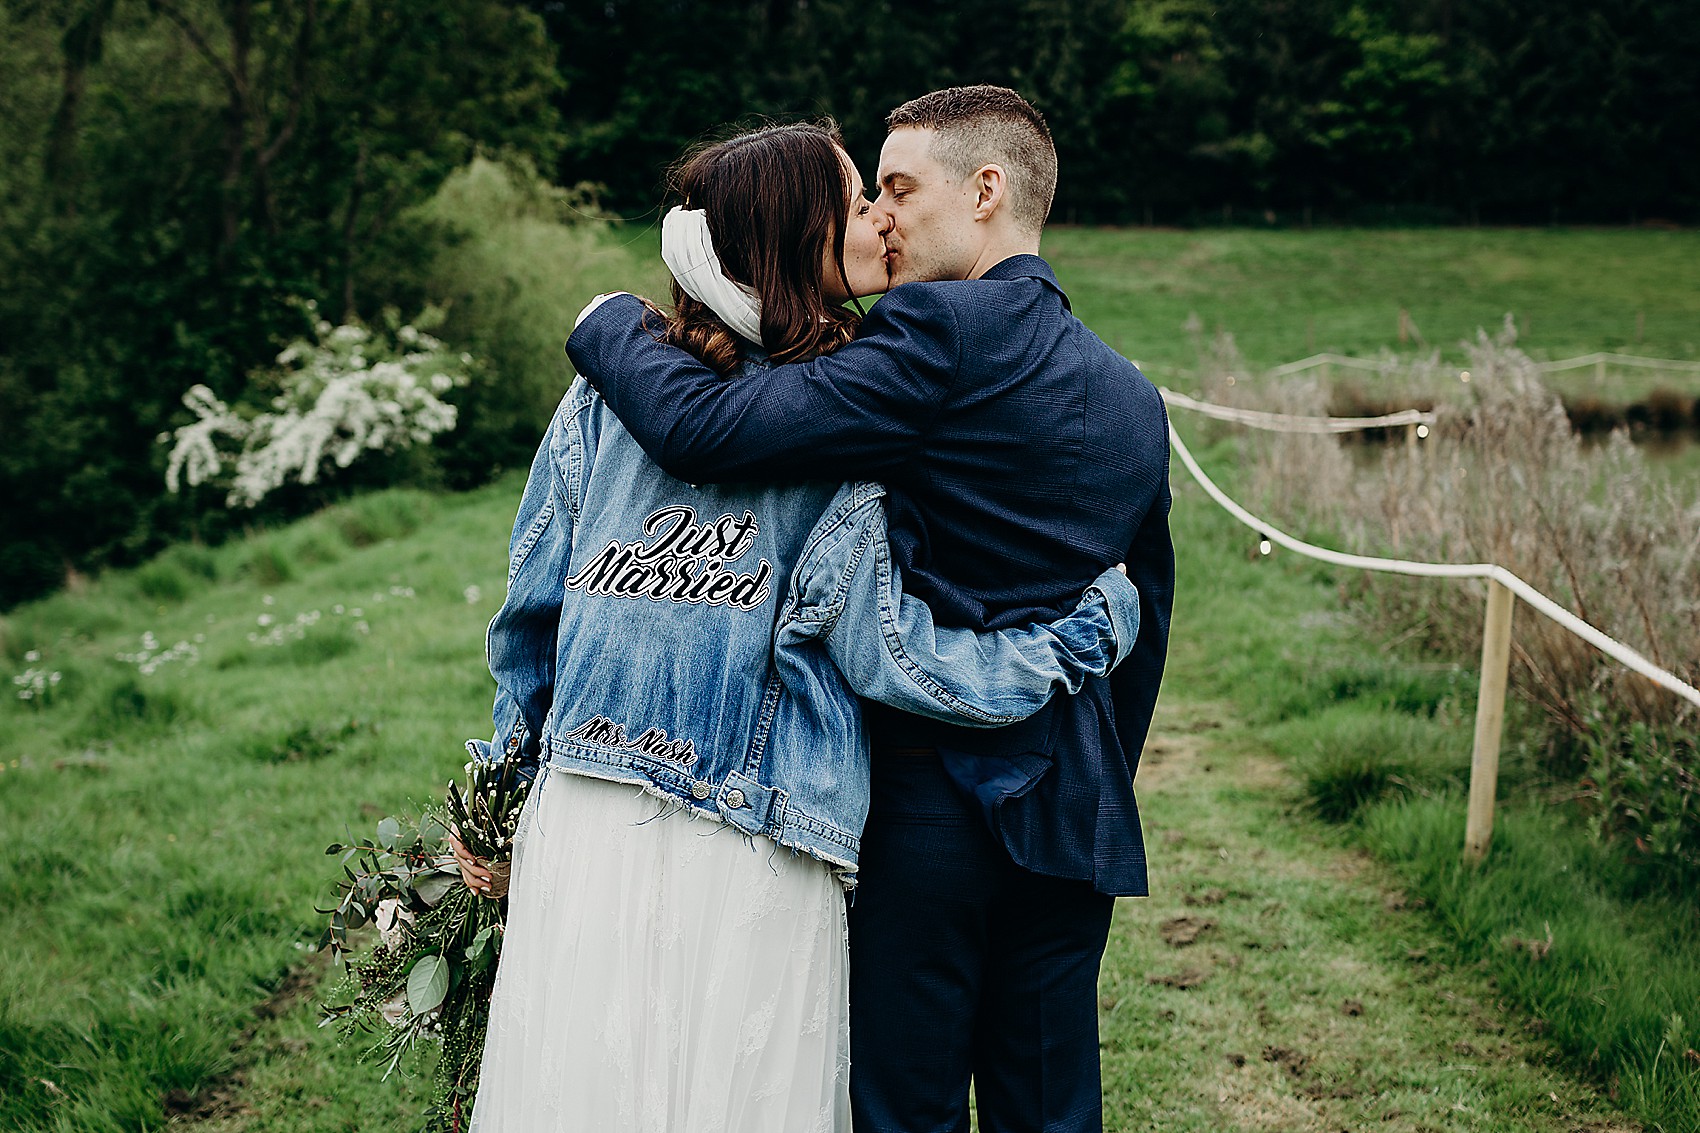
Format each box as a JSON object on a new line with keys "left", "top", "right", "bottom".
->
{"left": 971, "top": 164, "right": 1008, "bottom": 221}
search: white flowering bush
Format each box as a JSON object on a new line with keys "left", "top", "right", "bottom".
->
{"left": 164, "top": 308, "right": 472, "bottom": 508}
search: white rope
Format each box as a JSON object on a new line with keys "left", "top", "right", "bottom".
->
{"left": 1536, "top": 352, "right": 1700, "bottom": 374}
{"left": 1266, "top": 353, "right": 1387, "bottom": 377}
{"left": 1265, "top": 350, "right": 1700, "bottom": 378}
{"left": 1160, "top": 388, "right": 1437, "bottom": 434}
{"left": 1166, "top": 422, "right": 1700, "bottom": 711}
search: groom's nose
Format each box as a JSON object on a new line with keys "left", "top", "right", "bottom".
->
{"left": 871, "top": 203, "right": 895, "bottom": 236}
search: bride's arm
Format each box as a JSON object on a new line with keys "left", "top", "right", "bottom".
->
{"left": 777, "top": 487, "right": 1139, "bottom": 726}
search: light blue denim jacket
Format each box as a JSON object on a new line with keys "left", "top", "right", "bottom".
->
{"left": 470, "top": 371, "right": 1141, "bottom": 883}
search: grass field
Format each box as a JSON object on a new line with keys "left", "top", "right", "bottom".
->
{"left": 5, "top": 467, "right": 1693, "bottom": 1131}
{"left": 1043, "top": 226, "right": 1700, "bottom": 375}
{"left": 3, "top": 226, "right": 1698, "bottom": 1131}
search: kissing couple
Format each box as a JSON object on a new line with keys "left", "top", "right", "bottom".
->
{"left": 453, "top": 84, "right": 1174, "bottom": 1133}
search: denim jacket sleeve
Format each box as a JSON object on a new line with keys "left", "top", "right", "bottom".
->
{"left": 777, "top": 483, "right": 1141, "bottom": 728}
{"left": 468, "top": 382, "right": 595, "bottom": 773}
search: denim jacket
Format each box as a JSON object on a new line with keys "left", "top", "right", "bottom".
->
{"left": 469, "top": 371, "right": 1141, "bottom": 883}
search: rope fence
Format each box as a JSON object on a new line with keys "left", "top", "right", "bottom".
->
{"left": 1161, "top": 394, "right": 1700, "bottom": 860}
{"left": 1160, "top": 388, "right": 1436, "bottom": 434}
{"left": 1263, "top": 350, "right": 1700, "bottom": 380}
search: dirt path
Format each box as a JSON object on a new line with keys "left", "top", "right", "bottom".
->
{"left": 1095, "top": 695, "right": 1639, "bottom": 1133}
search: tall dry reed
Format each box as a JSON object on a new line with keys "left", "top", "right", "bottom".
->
{"left": 1218, "top": 319, "right": 1700, "bottom": 874}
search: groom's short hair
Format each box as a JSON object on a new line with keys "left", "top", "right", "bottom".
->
{"left": 886, "top": 85, "right": 1057, "bottom": 233}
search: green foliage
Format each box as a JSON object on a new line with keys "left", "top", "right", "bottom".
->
{"left": 245, "top": 537, "right": 298, "bottom": 585}
{"left": 541, "top": 0, "right": 1700, "bottom": 224}
{"left": 78, "top": 671, "right": 193, "bottom": 739}
{"left": 1277, "top": 705, "right": 1467, "bottom": 822}
{"left": 330, "top": 489, "right": 436, "bottom": 547}
{"left": 1161, "top": 482, "right": 1700, "bottom": 1132}
{"left": 1578, "top": 715, "right": 1700, "bottom": 889}
{"left": 0, "top": 0, "right": 564, "bottom": 609}
{"left": 0, "top": 475, "right": 516, "bottom": 1130}
{"left": 407, "top": 157, "right": 624, "bottom": 484}
{"left": 238, "top": 718, "right": 373, "bottom": 765}
{"left": 1362, "top": 796, "right": 1700, "bottom": 1131}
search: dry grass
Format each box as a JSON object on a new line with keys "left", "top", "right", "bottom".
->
{"left": 1225, "top": 320, "right": 1699, "bottom": 738}
{"left": 1201, "top": 320, "right": 1700, "bottom": 877}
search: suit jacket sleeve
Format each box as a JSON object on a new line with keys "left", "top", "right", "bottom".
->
{"left": 563, "top": 287, "right": 959, "bottom": 483}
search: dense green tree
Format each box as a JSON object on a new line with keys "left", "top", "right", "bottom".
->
{"left": 0, "top": 0, "right": 562, "bottom": 606}
{"left": 2, "top": 0, "right": 1696, "bottom": 606}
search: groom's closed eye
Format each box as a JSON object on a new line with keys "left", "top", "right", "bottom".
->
{"left": 880, "top": 173, "right": 919, "bottom": 197}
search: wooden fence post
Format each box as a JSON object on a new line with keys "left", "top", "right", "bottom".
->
{"left": 1465, "top": 579, "right": 1516, "bottom": 862}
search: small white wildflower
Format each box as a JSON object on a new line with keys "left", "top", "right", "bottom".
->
{"left": 262, "top": 594, "right": 275, "bottom": 606}
{"left": 257, "top": 614, "right": 275, "bottom": 627}
{"left": 356, "top": 621, "right": 371, "bottom": 635}
{"left": 333, "top": 604, "right": 345, "bottom": 614}
{"left": 463, "top": 585, "right": 482, "bottom": 604}
{"left": 24, "top": 650, "right": 40, "bottom": 663}
{"left": 350, "top": 607, "right": 363, "bottom": 617}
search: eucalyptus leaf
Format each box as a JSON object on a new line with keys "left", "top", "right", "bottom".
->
{"left": 419, "top": 814, "right": 449, "bottom": 849}
{"left": 414, "top": 871, "right": 457, "bottom": 907}
{"left": 465, "top": 923, "right": 498, "bottom": 962}
{"left": 376, "top": 817, "right": 402, "bottom": 849}
{"left": 406, "top": 953, "right": 450, "bottom": 1016}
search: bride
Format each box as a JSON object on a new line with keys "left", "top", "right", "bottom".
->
{"left": 452, "top": 120, "right": 1140, "bottom": 1132}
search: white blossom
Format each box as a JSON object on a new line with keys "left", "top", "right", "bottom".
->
{"left": 162, "top": 312, "right": 470, "bottom": 507}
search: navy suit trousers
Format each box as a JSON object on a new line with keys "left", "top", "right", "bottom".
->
{"left": 848, "top": 752, "right": 1115, "bottom": 1133}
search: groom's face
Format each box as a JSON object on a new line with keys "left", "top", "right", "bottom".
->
{"left": 874, "top": 127, "right": 979, "bottom": 286}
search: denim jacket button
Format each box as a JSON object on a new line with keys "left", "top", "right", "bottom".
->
{"left": 724, "top": 788, "right": 747, "bottom": 809}
{"left": 690, "top": 781, "right": 712, "bottom": 800}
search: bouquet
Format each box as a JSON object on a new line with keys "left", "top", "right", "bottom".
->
{"left": 318, "top": 752, "right": 532, "bottom": 1132}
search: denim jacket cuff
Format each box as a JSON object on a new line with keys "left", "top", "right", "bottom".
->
{"left": 1084, "top": 566, "right": 1142, "bottom": 667}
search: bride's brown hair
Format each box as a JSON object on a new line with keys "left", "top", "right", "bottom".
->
{"left": 655, "top": 121, "right": 863, "bottom": 376}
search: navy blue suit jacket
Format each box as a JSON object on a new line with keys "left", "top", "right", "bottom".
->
{"left": 565, "top": 254, "right": 1173, "bottom": 896}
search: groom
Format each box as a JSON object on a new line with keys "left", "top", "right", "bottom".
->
{"left": 568, "top": 85, "right": 1173, "bottom": 1133}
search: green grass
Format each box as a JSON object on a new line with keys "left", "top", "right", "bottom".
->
{"left": 5, "top": 225, "right": 1698, "bottom": 1131}
{"left": 1154, "top": 446, "right": 1700, "bottom": 1131}
{"left": 0, "top": 486, "right": 511, "bottom": 1130}
{"left": 1043, "top": 226, "right": 1700, "bottom": 374}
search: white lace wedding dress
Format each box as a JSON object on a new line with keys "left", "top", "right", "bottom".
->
{"left": 470, "top": 770, "right": 852, "bottom": 1133}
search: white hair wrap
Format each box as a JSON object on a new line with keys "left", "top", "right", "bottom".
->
{"left": 660, "top": 206, "right": 764, "bottom": 346}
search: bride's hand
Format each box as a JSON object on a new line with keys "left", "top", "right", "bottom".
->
{"left": 449, "top": 832, "right": 509, "bottom": 899}
{"left": 573, "top": 292, "right": 631, "bottom": 330}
